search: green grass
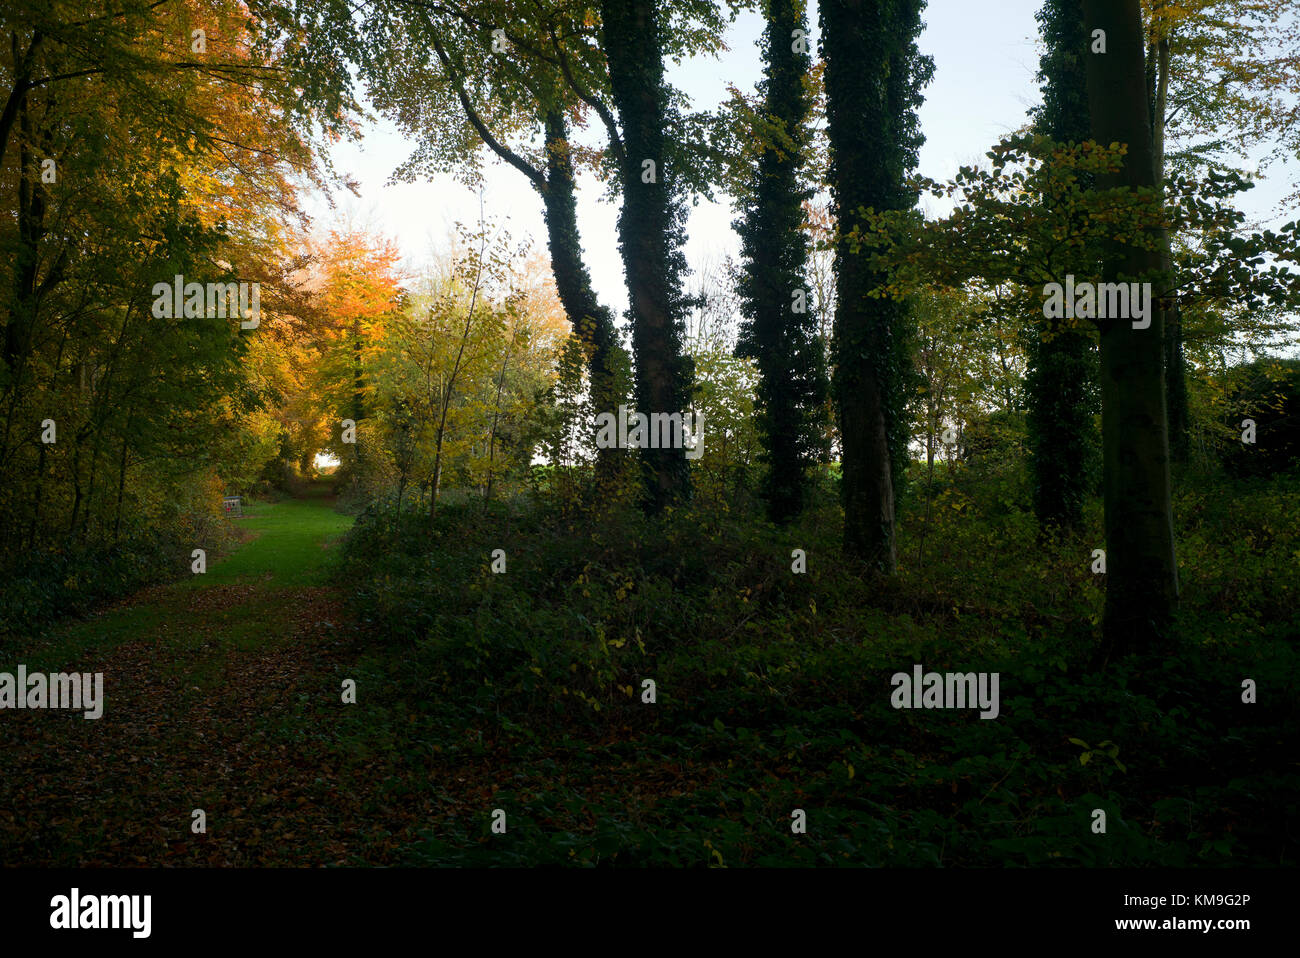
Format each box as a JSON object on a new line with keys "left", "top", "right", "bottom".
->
{"left": 9, "top": 485, "right": 353, "bottom": 678}
{"left": 197, "top": 490, "right": 353, "bottom": 588}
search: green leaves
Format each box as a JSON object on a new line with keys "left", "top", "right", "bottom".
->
{"left": 1068, "top": 737, "right": 1127, "bottom": 773}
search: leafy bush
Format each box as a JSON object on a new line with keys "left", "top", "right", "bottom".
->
{"left": 0, "top": 516, "right": 233, "bottom": 640}
{"left": 337, "top": 470, "right": 1299, "bottom": 867}
{"left": 1220, "top": 357, "right": 1300, "bottom": 478}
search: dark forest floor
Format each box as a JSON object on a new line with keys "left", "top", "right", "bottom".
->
{"left": 0, "top": 485, "right": 471, "bottom": 866}
{"left": 3, "top": 471, "right": 1297, "bottom": 867}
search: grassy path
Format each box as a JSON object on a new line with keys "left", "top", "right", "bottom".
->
{"left": 198, "top": 485, "right": 352, "bottom": 588}
{"left": 0, "top": 485, "right": 436, "bottom": 866}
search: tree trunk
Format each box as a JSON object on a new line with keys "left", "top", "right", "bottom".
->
{"left": 820, "top": 0, "right": 929, "bottom": 572}
{"left": 1026, "top": 325, "right": 1094, "bottom": 531}
{"left": 1082, "top": 0, "right": 1180, "bottom": 652}
{"left": 113, "top": 420, "right": 131, "bottom": 539}
{"left": 5, "top": 94, "right": 47, "bottom": 374}
{"left": 600, "top": 0, "right": 694, "bottom": 513}
{"left": 735, "top": 0, "right": 829, "bottom": 525}
{"left": 68, "top": 443, "right": 83, "bottom": 534}
{"left": 26, "top": 440, "right": 47, "bottom": 550}
{"left": 484, "top": 314, "right": 520, "bottom": 506}
{"left": 1150, "top": 30, "right": 1189, "bottom": 461}
{"left": 352, "top": 317, "right": 365, "bottom": 423}
{"left": 0, "top": 30, "right": 43, "bottom": 181}
{"left": 427, "top": 232, "right": 485, "bottom": 528}
{"left": 351, "top": 316, "right": 364, "bottom": 490}
{"left": 1027, "top": 0, "right": 1099, "bottom": 533}
{"left": 539, "top": 109, "right": 622, "bottom": 487}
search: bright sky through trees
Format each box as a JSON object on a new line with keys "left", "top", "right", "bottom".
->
{"left": 303, "top": 0, "right": 1296, "bottom": 324}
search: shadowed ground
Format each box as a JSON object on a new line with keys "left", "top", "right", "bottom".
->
{"left": 0, "top": 486, "right": 466, "bottom": 866}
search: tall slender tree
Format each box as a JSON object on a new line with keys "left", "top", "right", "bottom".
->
{"left": 735, "top": 0, "right": 829, "bottom": 524}
{"left": 1025, "top": 0, "right": 1100, "bottom": 532}
{"left": 539, "top": 108, "right": 623, "bottom": 488}
{"left": 820, "top": 0, "right": 932, "bottom": 570}
{"left": 600, "top": 0, "right": 695, "bottom": 512}
{"left": 1081, "top": 0, "right": 1180, "bottom": 652}
{"left": 1144, "top": 0, "right": 1188, "bottom": 460}
{"left": 1137, "top": 0, "right": 1300, "bottom": 460}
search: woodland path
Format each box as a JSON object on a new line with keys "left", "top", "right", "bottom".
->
{"left": 0, "top": 484, "right": 471, "bottom": 866}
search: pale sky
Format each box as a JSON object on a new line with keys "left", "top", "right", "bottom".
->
{"left": 303, "top": 0, "right": 1296, "bottom": 322}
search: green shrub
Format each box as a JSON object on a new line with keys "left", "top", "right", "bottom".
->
{"left": 336, "top": 472, "right": 1299, "bottom": 867}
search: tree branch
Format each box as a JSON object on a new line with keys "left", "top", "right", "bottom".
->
{"left": 429, "top": 33, "right": 544, "bottom": 188}
{"left": 389, "top": 0, "right": 559, "bottom": 65}
{"left": 0, "top": 30, "right": 44, "bottom": 162}
{"left": 549, "top": 28, "right": 624, "bottom": 166}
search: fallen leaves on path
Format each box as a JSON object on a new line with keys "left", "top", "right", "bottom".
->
{"left": 0, "top": 583, "right": 493, "bottom": 867}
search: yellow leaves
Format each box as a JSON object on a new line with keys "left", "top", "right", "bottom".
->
{"left": 703, "top": 840, "right": 726, "bottom": 868}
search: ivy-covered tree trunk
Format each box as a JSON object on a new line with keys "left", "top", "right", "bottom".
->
{"left": 821, "top": 0, "right": 930, "bottom": 570}
{"left": 1082, "top": 0, "right": 1180, "bottom": 652}
{"left": 1026, "top": 0, "right": 1099, "bottom": 533}
{"left": 735, "top": 0, "right": 830, "bottom": 525}
{"left": 539, "top": 109, "right": 622, "bottom": 487}
{"left": 600, "top": 0, "right": 694, "bottom": 513}
{"left": 1025, "top": 330, "right": 1095, "bottom": 528}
